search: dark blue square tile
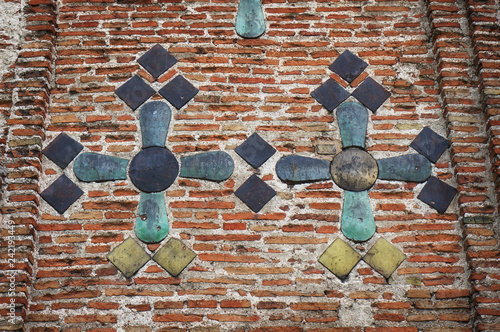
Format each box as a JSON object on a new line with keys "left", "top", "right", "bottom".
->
{"left": 417, "top": 176, "right": 457, "bottom": 214}
{"left": 329, "top": 50, "right": 368, "bottom": 83}
{"left": 138, "top": 44, "right": 178, "bottom": 80}
{"left": 351, "top": 77, "right": 391, "bottom": 112}
{"left": 41, "top": 175, "right": 83, "bottom": 214}
{"left": 311, "top": 78, "right": 350, "bottom": 112}
{"left": 410, "top": 127, "right": 449, "bottom": 163}
{"left": 235, "top": 174, "right": 276, "bottom": 213}
{"left": 115, "top": 75, "right": 156, "bottom": 111}
{"left": 42, "top": 133, "right": 83, "bottom": 169}
{"left": 235, "top": 133, "right": 276, "bottom": 169}
{"left": 158, "top": 76, "right": 199, "bottom": 110}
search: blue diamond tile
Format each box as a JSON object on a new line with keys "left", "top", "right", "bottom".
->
{"left": 311, "top": 78, "right": 350, "bottom": 112}
{"left": 41, "top": 175, "right": 83, "bottom": 214}
{"left": 42, "top": 133, "right": 83, "bottom": 169}
{"left": 351, "top": 77, "right": 391, "bottom": 112}
{"left": 138, "top": 44, "right": 178, "bottom": 80}
{"left": 417, "top": 176, "right": 457, "bottom": 214}
{"left": 115, "top": 75, "right": 156, "bottom": 111}
{"left": 329, "top": 50, "right": 368, "bottom": 83}
{"left": 410, "top": 127, "right": 449, "bottom": 163}
{"left": 235, "top": 133, "right": 276, "bottom": 169}
{"left": 235, "top": 174, "right": 276, "bottom": 213}
{"left": 158, "top": 76, "right": 199, "bottom": 110}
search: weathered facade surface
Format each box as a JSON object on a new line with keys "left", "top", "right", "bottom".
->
{"left": 1, "top": 0, "right": 499, "bottom": 331}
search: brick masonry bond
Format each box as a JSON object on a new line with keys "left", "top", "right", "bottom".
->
{"left": 0, "top": 0, "right": 499, "bottom": 331}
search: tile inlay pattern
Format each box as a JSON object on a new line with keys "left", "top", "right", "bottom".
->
{"left": 286, "top": 51, "right": 457, "bottom": 280}
{"left": 40, "top": 44, "right": 236, "bottom": 278}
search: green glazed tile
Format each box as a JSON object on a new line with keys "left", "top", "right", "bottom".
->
{"left": 341, "top": 190, "right": 376, "bottom": 242}
{"left": 135, "top": 192, "right": 169, "bottom": 244}
{"left": 180, "top": 151, "right": 234, "bottom": 182}
{"left": 107, "top": 238, "right": 151, "bottom": 278}
{"left": 235, "top": 0, "right": 265, "bottom": 38}
{"left": 73, "top": 152, "right": 128, "bottom": 182}
{"left": 139, "top": 101, "right": 171, "bottom": 148}
{"left": 363, "top": 238, "right": 406, "bottom": 278}
{"left": 337, "top": 102, "right": 369, "bottom": 148}
{"left": 318, "top": 239, "right": 361, "bottom": 280}
{"left": 276, "top": 155, "right": 331, "bottom": 184}
{"left": 377, "top": 154, "right": 431, "bottom": 183}
{"left": 153, "top": 238, "right": 196, "bottom": 277}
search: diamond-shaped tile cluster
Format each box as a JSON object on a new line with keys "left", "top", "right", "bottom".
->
{"left": 108, "top": 237, "right": 196, "bottom": 278}
{"left": 311, "top": 50, "right": 390, "bottom": 112}
{"left": 235, "top": 133, "right": 276, "bottom": 212}
{"left": 41, "top": 133, "right": 84, "bottom": 214}
{"left": 115, "top": 44, "right": 198, "bottom": 111}
{"left": 409, "top": 127, "right": 457, "bottom": 214}
{"left": 319, "top": 238, "right": 406, "bottom": 281}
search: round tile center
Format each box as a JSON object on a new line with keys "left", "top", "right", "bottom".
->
{"left": 330, "top": 148, "right": 378, "bottom": 191}
{"left": 129, "top": 147, "right": 179, "bottom": 193}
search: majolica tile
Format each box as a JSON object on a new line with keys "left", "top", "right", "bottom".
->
{"left": 341, "top": 190, "right": 376, "bottom": 243}
{"left": 311, "top": 78, "right": 350, "bottom": 112}
{"left": 377, "top": 154, "right": 431, "bottom": 183}
{"left": 363, "top": 238, "right": 405, "bottom": 279}
{"left": 235, "top": 133, "right": 276, "bottom": 169}
{"left": 275, "top": 155, "right": 331, "bottom": 184}
{"left": 329, "top": 50, "right": 368, "bottom": 83}
{"left": 41, "top": 175, "right": 83, "bottom": 214}
{"left": 351, "top": 77, "right": 390, "bottom": 112}
{"left": 152, "top": 238, "right": 196, "bottom": 277}
{"left": 235, "top": 174, "right": 276, "bottom": 213}
{"left": 337, "top": 102, "right": 369, "bottom": 148}
{"left": 180, "top": 151, "right": 234, "bottom": 182}
{"left": 42, "top": 133, "right": 83, "bottom": 169}
{"left": 139, "top": 101, "right": 172, "bottom": 148}
{"left": 158, "top": 76, "right": 199, "bottom": 110}
{"left": 235, "top": 0, "right": 266, "bottom": 39}
{"left": 417, "top": 176, "right": 457, "bottom": 214}
{"left": 409, "top": 127, "right": 449, "bottom": 163}
{"left": 318, "top": 239, "right": 362, "bottom": 280}
{"left": 107, "top": 238, "right": 151, "bottom": 278}
{"left": 129, "top": 147, "right": 179, "bottom": 193}
{"left": 138, "top": 44, "right": 178, "bottom": 80}
{"left": 73, "top": 152, "right": 128, "bottom": 182}
{"left": 115, "top": 75, "right": 156, "bottom": 111}
{"left": 136, "top": 193, "right": 169, "bottom": 244}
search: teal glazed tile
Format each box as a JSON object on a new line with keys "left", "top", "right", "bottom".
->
{"left": 341, "top": 190, "right": 376, "bottom": 242}
{"left": 235, "top": 0, "right": 266, "bottom": 39}
{"left": 180, "top": 151, "right": 234, "bottom": 182}
{"left": 135, "top": 192, "right": 169, "bottom": 244}
{"left": 41, "top": 174, "right": 83, "bottom": 214}
{"left": 275, "top": 155, "right": 331, "bottom": 184}
{"left": 235, "top": 133, "right": 276, "bottom": 169}
{"left": 115, "top": 75, "right": 156, "bottom": 111}
{"left": 377, "top": 154, "right": 431, "bottom": 183}
{"left": 351, "top": 77, "right": 390, "bottom": 112}
{"left": 329, "top": 50, "right": 368, "bottom": 83}
{"left": 138, "top": 44, "right": 178, "bottom": 80}
{"left": 235, "top": 174, "right": 276, "bottom": 213}
{"left": 410, "top": 127, "right": 449, "bottom": 163}
{"left": 158, "top": 76, "right": 199, "bottom": 110}
{"left": 417, "top": 176, "right": 457, "bottom": 214}
{"left": 311, "top": 78, "right": 350, "bottom": 112}
{"left": 73, "top": 152, "right": 128, "bottom": 182}
{"left": 337, "top": 102, "right": 369, "bottom": 148}
{"left": 139, "top": 101, "right": 172, "bottom": 148}
{"left": 42, "top": 133, "right": 83, "bottom": 169}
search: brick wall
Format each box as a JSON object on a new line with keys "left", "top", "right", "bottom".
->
{"left": 1, "top": 0, "right": 499, "bottom": 331}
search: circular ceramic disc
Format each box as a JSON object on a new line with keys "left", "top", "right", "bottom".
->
{"left": 330, "top": 148, "right": 378, "bottom": 191}
{"left": 129, "top": 147, "right": 179, "bottom": 192}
